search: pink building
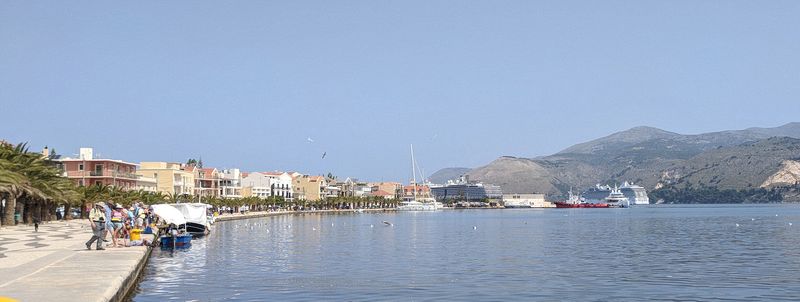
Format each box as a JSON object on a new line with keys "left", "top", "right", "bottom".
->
{"left": 57, "top": 148, "right": 138, "bottom": 190}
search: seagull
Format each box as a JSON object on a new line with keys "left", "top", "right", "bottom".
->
{"left": 736, "top": 223, "right": 740, "bottom": 227}
{"left": 370, "top": 224, "right": 374, "bottom": 228}
{"left": 322, "top": 152, "right": 327, "bottom": 159}
{"left": 790, "top": 223, "right": 794, "bottom": 226}
{"left": 312, "top": 227, "right": 317, "bottom": 231}
{"left": 751, "top": 218, "right": 755, "bottom": 221}
{"left": 473, "top": 226, "right": 477, "bottom": 230}
{"left": 382, "top": 221, "right": 392, "bottom": 226}
{"left": 307, "top": 137, "right": 314, "bottom": 143}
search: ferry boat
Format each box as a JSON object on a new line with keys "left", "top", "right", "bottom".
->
{"left": 603, "top": 185, "right": 630, "bottom": 208}
{"left": 554, "top": 191, "right": 609, "bottom": 208}
{"left": 583, "top": 182, "right": 650, "bottom": 205}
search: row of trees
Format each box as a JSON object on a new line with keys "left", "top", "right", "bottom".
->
{"left": 0, "top": 143, "right": 79, "bottom": 226}
{"left": 649, "top": 184, "right": 787, "bottom": 204}
{"left": 1, "top": 142, "right": 400, "bottom": 226}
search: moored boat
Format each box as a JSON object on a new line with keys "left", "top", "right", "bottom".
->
{"left": 397, "top": 144, "right": 439, "bottom": 212}
{"left": 554, "top": 191, "right": 609, "bottom": 208}
{"left": 159, "top": 234, "right": 192, "bottom": 248}
{"left": 603, "top": 185, "right": 630, "bottom": 208}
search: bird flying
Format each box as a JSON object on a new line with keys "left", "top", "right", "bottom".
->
{"left": 322, "top": 152, "right": 327, "bottom": 159}
{"left": 307, "top": 137, "right": 314, "bottom": 143}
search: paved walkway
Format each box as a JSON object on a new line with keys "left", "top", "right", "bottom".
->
{"left": 0, "top": 221, "right": 151, "bottom": 302}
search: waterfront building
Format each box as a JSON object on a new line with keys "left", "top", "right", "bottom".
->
{"left": 241, "top": 172, "right": 274, "bottom": 198}
{"left": 56, "top": 148, "right": 138, "bottom": 190}
{"left": 402, "top": 184, "right": 432, "bottom": 199}
{"left": 195, "top": 167, "right": 221, "bottom": 198}
{"left": 333, "top": 177, "right": 372, "bottom": 198}
{"left": 136, "top": 162, "right": 196, "bottom": 196}
{"left": 502, "top": 193, "right": 554, "bottom": 208}
{"left": 135, "top": 175, "right": 158, "bottom": 193}
{"left": 293, "top": 175, "right": 328, "bottom": 201}
{"left": 219, "top": 168, "right": 242, "bottom": 199}
{"left": 431, "top": 181, "right": 503, "bottom": 202}
{"left": 369, "top": 182, "right": 402, "bottom": 199}
{"left": 262, "top": 172, "right": 293, "bottom": 200}
{"left": 370, "top": 190, "right": 395, "bottom": 199}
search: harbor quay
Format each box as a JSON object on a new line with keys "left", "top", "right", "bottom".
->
{"left": 0, "top": 220, "right": 153, "bottom": 302}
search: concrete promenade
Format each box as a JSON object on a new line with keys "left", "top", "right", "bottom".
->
{"left": 0, "top": 220, "right": 151, "bottom": 302}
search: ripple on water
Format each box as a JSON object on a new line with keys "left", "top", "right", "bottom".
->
{"left": 130, "top": 205, "right": 800, "bottom": 301}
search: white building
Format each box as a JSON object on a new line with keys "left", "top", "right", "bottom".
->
{"left": 220, "top": 168, "right": 242, "bottom": 199}
{"left": 502, "top": 193, "right": 553, "bottom": 208}
{"left": 241, "top": 172, "right": 273, "bottom": 198}
{"left": 262, "top": 172, "right": 293, "bottom": 200}
{"left": 135, "top": 175, "right": 158, "bottom": 193}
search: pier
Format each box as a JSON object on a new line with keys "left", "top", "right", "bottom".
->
{"left": 0, "top": 221, "right": 152, "bottom": 302}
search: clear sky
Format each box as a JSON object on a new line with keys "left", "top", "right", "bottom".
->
{"left": 1, "top": 1, "right": 799, "bottom": 182}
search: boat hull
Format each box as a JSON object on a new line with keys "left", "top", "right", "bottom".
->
{"left": 554, "top": 202, "right": 609, "bottom": 208}
{"left": 159, "top": 234, "right": 192, "bottom": 249}
{"left": 184, "top": 222, "right": 207, "bottom": 237}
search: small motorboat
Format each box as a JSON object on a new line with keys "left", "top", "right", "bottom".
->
{"left": 159, "top": 233, "right": 192, "bottom": 249}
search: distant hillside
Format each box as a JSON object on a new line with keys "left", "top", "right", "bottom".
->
{"left": 431, "top": 123, "right": 800, "bottom": 201}
{"left": 428, "top": 167, "right": 470, "bottom": 184}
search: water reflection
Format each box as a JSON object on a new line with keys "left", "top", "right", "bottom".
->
{"left": 131, "top": 205, "right": 800, "bottom": 301}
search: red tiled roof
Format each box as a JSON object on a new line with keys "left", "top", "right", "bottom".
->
{"left": 372, "top": 190, "right": 392, "bottom": 196}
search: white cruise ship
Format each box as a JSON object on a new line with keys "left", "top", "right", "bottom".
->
{"left": 583, "top": 182, "right": 650, "bottom": 205}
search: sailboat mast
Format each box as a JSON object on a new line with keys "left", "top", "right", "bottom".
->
{"left": 411, "top": 144, "right": 417, "bottom": 201}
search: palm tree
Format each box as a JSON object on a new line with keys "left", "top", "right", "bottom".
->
{"left": 0, "top": 143, "right": 81, "bottom": 225}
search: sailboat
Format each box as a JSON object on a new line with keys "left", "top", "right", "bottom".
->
{"left": 397, "top": 144, "right": 438, "bottom": 211}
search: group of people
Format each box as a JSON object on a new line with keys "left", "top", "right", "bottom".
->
{"left": 85, "top": 201, "right": 152, "bottom": 250}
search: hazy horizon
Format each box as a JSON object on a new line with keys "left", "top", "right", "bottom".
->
{"left": 2, "top": 1, "right": 799, "bottom": 181}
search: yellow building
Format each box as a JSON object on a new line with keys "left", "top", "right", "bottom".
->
{"left": 293, "top": 175, "right": 328, "bottom": 201}
{"left": 136, "top": 162, "right": 195, "bottom": 196}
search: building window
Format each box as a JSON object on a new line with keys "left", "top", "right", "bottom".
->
{"left": 79, "top": 164, "right": 84, "bottom": 171}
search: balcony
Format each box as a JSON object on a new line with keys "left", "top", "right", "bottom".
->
{"left": 65, "top": 170, "right": 140, "bottom": 179}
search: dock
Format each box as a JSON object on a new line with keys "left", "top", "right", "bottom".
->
{"left": 0, "top": 221, "right": 152, "bottom": 302}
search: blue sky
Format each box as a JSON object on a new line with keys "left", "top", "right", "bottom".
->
{"left": 1, "top": 1, "right": 799, "bottom": 181}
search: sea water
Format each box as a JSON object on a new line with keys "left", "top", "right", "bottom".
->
{"left": 130, "top": 205, "right": 800, "bottom": 301}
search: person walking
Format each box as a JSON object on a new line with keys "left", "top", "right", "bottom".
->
{"left": 85, "top": 202, "right": 106, "bottom": 250}
{"left": 101, "top": 201, "right": 117, "bottom": 247}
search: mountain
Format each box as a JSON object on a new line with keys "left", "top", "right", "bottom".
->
{"left": 431, "top": 123, "right": 800, "bottom": 201}
{"left": 428, "top": 167, "right": 470, "bottom": 184}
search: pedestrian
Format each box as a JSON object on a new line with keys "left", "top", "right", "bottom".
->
{"left": 101, "top": 201, "right": 117, "bottom": 247}
{"left": 85, "top": 202, "right": 106, "bottom": 250}
{"left": 33, "top": 216, "right": 40, "bottom": 232}
{"left": 111, "top": 204, "right": 125, "bottom": 247}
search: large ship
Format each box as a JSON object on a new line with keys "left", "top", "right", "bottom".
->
{"left": 554, "top": 191, "right": 609, "bottom": 208}
{"left": 582, "top": 182, "right": 650, "bottom": 205}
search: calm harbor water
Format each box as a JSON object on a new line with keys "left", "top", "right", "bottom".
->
{"left": 130, "top": 205, "right": 800, "bottom": 301}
